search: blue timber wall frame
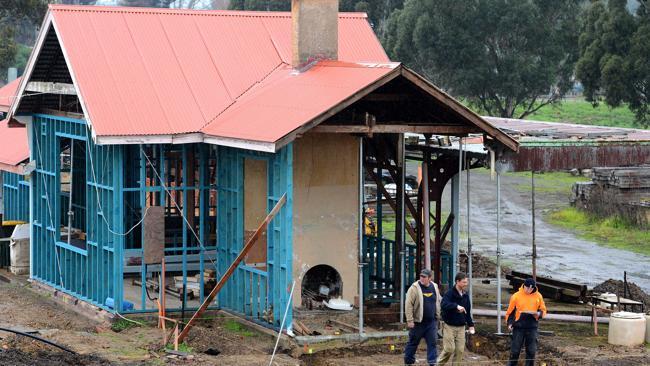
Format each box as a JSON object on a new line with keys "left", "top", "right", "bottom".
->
{"left": 216, "top": 145, "right": 293, "bottom": 329}
{"left": 121, "top": 143, "right": 221, "bottom": 313}
{"left": 31, "top": 114, "right": 124, "bottom": 311}
{"left": 30, "top": 113, "right": 294, "bottom": 330}
{"left": 2, "top": 172, "right": 29, "bottom": 223}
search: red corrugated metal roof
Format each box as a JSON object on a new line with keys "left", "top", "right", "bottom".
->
{"left": 0, "top": 79, "right": 29, "bottom": 173}
{"left": 0, "top": 119, "right": 29, "bottom": 174}
{"left": 202, "top": 61, "right": 399, "bottom": 144}
{"left": 45, "top": 5, "right": 390, "bottom": 141}
{"left": 0, "top": 78, "right": 21, "bottom": 113}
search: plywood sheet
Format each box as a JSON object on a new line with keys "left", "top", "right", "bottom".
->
{"left": 244, "top": 158, "right": 268, "bottom": 265}
{"left": 144, "top": 206, "right": 165, "bottom": 265}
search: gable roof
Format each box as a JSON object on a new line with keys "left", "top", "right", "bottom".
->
{"left": 9, "top": 5, "right": 517, "bottom": 152}
{"left": 201, "top": 61, "right": 401, "bottom": 151}
{"left": 11, "top": 6, "right": 387, "bottom": 139}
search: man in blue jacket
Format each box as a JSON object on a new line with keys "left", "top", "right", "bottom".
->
{"left": 438, "top": 272, "right": 474, "bottom": 365}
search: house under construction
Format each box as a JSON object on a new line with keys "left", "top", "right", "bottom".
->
{"left": 0, "top": 2, "right": 517, "bottom": 332}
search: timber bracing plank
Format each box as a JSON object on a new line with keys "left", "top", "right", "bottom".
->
{"left": 177, "top": 193, "right": 287, "bottom": 343}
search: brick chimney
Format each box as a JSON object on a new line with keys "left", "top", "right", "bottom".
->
{"left": 292, "top": 0, "right": 339, "bottom": 68}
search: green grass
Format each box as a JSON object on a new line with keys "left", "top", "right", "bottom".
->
{"left": 111, "top": 318, "right": 140, "bottom": 332}
{"left": 223, "top": 319, "right": 256, "bottom": 337}
{"left": 474, "top": 169, "right": 590, "bottom": 196}
{"left": 505, "top": 171, "right": 591, "bottom": 195}
{"left": 380, "top": 219, "right": 396, "bottom": 241}
{"left": 520, "top": 99, "right": 637, "bottom": 128}
{"left": 166, "top": 342, "right": 193, "bottom": 353}
{"left": 548, "top": 207, "right": 650, "bottom": 256}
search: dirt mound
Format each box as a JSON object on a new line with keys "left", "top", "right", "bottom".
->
{"left": 0, "top": 338, "right": 114, "bottom": 366}
{"left": 459, "top": 251, "right": 510, "bottom": 278}
{"left": 593, "top": 279, "right": 650, "bottom": 308}
{"left": 0, "top": 349, "right": 113, "bottom": 366}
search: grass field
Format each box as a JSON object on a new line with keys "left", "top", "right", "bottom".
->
{"left": 504, "top": 170, "right": 591, "bottom": 196}
{"left": 549, "top": 207, "right": 650, "bottom": 256}
{"left": 519, "top": 98, "right": 638, "bottom": 128}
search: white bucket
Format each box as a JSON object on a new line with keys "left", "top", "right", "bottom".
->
{"left": 608, "top": 312, "right": 646, "bottom": 347}
{"left": 9, "top": 224, "right": 29, "bottom": 275}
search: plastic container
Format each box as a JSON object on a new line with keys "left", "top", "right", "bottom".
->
{"left": 323, "top": 298, "right": 353, "bottom": 311}
{"left": 9, "top": 224, "right": 30, "bottom": 275}
{"left": 608, "top": 312, "right": 646, "bottom": 346}
{"left": 104, "top": 297, "right": 135, "bottom": 312}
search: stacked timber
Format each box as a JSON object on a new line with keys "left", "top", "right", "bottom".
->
{"left": 173, "top": 269, "right": 217, "bottom": 298}
{"left": 592, "top": 166, "right": 650, "bottom": 189}
{"left": 572, "top": 166, "right": 650, "bottom": 228}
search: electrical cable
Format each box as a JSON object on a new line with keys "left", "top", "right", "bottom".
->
{"left": 140, "top": 147, "right": 219, "bottom": 273}
{"left": 85, "top": 127, "right": 151, "bottom": 237}
{"left": 0, "top": 327, "right": 76, "bottom": 354}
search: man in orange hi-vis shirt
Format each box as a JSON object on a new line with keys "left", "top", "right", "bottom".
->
{"left": 505, "top": 278, "right": 547, "bottom": 366}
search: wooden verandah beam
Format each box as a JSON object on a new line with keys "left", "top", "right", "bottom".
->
{"left": 312, "top": 124, "right": 477, "bottom": 134}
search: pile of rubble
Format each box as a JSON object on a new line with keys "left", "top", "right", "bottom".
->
{"left": 458, "top": 251, "right": 510, "bottom": 278}
{"left": 593, "top": 279, "right": 650, "bottom": 308}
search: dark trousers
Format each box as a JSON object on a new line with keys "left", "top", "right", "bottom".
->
{"left": 508, "top": 327, "right": 538, "bottom": 366}
{"left": 404, "top": 321, "right": 437, "bottom": 365}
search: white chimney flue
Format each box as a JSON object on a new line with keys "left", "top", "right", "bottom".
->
{"left": 292, "top": 0, "right": 339, "bottom": 68}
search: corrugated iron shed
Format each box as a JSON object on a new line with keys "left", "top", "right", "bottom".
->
{"left": 485, "top": 117, "right": 650, "bottom": 143}
{"left": 484, "top": 117, "right": 650, "bottom": 171}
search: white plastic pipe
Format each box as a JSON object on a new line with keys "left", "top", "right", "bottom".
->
{"left": 472, "top": 308, "right": 610, "bottom": 324}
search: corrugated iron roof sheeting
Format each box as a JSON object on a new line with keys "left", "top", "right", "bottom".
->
{"left": 202, "top": 61, "right": 399, "bottom": 142}
{"left": 0, "top": 78, "right": 21, "bottom": 112}
{"left": 48, "top": 5, "right": 390, "bottom": 139}
{"left": 0, "top": 119, "right": 29, "bottom": 173}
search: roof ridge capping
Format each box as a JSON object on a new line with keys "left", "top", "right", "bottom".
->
{"left": 316, "top": 60, "right": 401, "bottom": 69}
{"left": 47, "top": 4, "right": 368, "bottom": 18}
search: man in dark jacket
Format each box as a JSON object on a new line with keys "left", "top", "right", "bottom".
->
{"left": 438, "top": 272, "right": 474, "bottom": 365}
{"left": 505, "top": 278, "right": 547, "bottom": 366}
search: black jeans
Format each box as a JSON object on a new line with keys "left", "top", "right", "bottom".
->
{"left": 508, "top": 327, "right": 538, "bottom": 366}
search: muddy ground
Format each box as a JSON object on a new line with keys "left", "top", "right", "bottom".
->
{"left": 0, "top": 275, "right": 485, "bottom": 365}
{"left": 2, "top": 272, "right": 649, "bottom": 365}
